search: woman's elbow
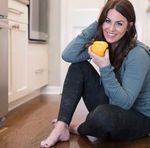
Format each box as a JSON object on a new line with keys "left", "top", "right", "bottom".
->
{"left": 61, "top": 52, "right": 76, "bottom": 63}
{"left": 121, "top": 101, "right": 134, "bottom": 110}
{"left": 62, "top": 52, "right": 71, "bottom": 62}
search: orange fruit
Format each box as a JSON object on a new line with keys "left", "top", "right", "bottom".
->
{"left": 91, "top": 41, "right": 108, "bottom": 57}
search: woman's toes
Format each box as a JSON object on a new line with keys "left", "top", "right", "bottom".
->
{"left": 40, "top": 140, "right": 53, "bottom": 148}
{"left": 40, "top": 121, "right": 70, "bottom": 147}
{"left": 40, "top": 140, "right": 48, "bottom": 148}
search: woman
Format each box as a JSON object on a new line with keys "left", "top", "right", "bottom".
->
{"left": 41, "top": 0, "right": 150, "bottom": 147}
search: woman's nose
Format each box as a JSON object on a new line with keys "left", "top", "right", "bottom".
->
{"left": 109, "top": 24, "right": 116, "bottom": 31}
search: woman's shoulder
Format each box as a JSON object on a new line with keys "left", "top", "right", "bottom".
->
{"left": 125, "top": 41, "right": 150, "bottom": 66}
{"left": 135, "top": 41, "right": 150, "bottom": 55}
{"left": 128, "top": 41, "right": 150, "bottom": 58}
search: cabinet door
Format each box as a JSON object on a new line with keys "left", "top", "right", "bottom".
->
{"left": 8, "top": 21, "right": 28, "bottom": 102}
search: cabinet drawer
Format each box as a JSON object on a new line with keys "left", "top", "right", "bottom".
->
{"left": 31, "top": 61, "right": 49, "bottom": 90}
{"left": 34, "top": 68, "right": 48, "bottom": 89}
{"left": 29, "top": 67, "right": 48, "bottom": 91}
{"left": 8, "top": 0, "right": 28, "bottom": 24}
{"left": 28, "top": 45, "right": 49, "bottom": 91}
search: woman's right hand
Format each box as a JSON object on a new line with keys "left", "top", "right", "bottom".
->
{"left": 88, "top": 46, "right": 110, "bottom": 68}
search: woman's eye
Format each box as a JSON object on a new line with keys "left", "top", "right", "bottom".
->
{"left": 116, "top": 22, "right": 123, "bottom": 26}
{"left": 104, "top": 19, "right": 111, "bottom": 23}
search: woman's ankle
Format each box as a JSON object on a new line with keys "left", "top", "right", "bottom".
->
{"left": 55, "top": 121, "right": 69, "bottom": 129}
{"left": 69, "top": 124, "right": 79, "bottom": 135}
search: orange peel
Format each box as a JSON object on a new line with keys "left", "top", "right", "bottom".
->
{"left": 91, "top": 41, "right": 108, "bottom": 57}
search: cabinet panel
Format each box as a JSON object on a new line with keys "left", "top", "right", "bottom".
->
{"left": 8, "top": 21, "right": 28, "bottom": 102}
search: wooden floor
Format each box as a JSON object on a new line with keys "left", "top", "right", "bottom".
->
{"left": 0, "top": 95, "right": 150, "bottom": 148}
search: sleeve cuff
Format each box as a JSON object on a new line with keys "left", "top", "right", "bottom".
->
{"left": 100, "top": 64, "right": 114, "bottom": 74}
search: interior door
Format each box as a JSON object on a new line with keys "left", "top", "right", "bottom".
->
{"left": 60, "top": 0, "right": 106, "bottom": 89}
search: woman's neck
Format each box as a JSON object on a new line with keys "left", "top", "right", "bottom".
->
{"left": 111, "top": 42, "right": 119, "bottom": 51}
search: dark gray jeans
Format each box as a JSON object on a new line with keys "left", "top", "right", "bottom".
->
{"left": 58, "top": 61, "right": 150, "bottom": 140}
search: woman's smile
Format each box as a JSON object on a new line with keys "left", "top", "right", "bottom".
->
{"left": 102, "top": 9, "right": 129, "bottom": 46}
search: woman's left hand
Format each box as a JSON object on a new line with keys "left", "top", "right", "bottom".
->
{"left": 88, "top": 46, "right": 110, "bottom": 68}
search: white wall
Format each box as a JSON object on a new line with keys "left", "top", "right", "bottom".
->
{"left": 48, "top": 0, "right": 61, "bottom": 87}
{"left": 130, "top": 0, "right": 150, "bottom": 45}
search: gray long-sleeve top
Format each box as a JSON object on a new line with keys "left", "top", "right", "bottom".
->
{"left": 62, "top": 21, "right": 150, "bottom": 117}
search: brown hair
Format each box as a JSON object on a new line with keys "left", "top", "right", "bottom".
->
{"left": 91, "top": 0, "right": 137, "bottom": 71}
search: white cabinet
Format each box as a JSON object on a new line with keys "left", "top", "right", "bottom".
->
{"left": 8, "top": 0, "right": 49, "bottom": 103}
{"left": 8, "top": 0, "right": 28, "bottom": 102}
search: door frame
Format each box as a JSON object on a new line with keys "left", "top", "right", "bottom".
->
{"left": 60, "top": 0, "right": 70, "bottom": 90}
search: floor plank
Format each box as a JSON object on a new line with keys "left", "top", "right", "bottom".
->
{"left": 0, "top": 95, "right": 150, "bottom": 148}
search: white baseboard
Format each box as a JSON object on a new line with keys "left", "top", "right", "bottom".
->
{"left": 41, "top": 85, "right": 62, "bottom": 95}
{"left": 8, "top": 86, "right": 62, "bottom": 112}
{"left": 8, "top": 90, "right": 41, "bottom": 111}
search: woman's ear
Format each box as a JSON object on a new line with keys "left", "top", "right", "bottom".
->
{"left": 129, "top": 22, "right": 133, "bottom": 27}
{"left": 127, "top": 22, "right": 133, "bottom": 32}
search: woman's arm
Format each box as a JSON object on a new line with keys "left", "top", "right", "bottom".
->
{"left": 100, "top": 47, "right": 150, "bottom": 110}
{"left": 62, "top": 21, "right": 98, "bottom": 63}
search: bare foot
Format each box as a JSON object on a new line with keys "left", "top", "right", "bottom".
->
{"left": 69, "top": 124, "right": 79, "bottom": 135}
{"left": 40, "top": 121, "right": 70, "bottom": 148}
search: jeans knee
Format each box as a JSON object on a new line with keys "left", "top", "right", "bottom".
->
{"left": 87, "top": 104, "right": 117, "bottom": 131}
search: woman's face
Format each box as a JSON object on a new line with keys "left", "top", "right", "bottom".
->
{"left": 102, "top": 9, "right": 129, "bottom": 46}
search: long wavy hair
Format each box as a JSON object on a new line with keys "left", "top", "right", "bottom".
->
{"left": 88, "top": 0, "right": 137, "bottom": 71}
